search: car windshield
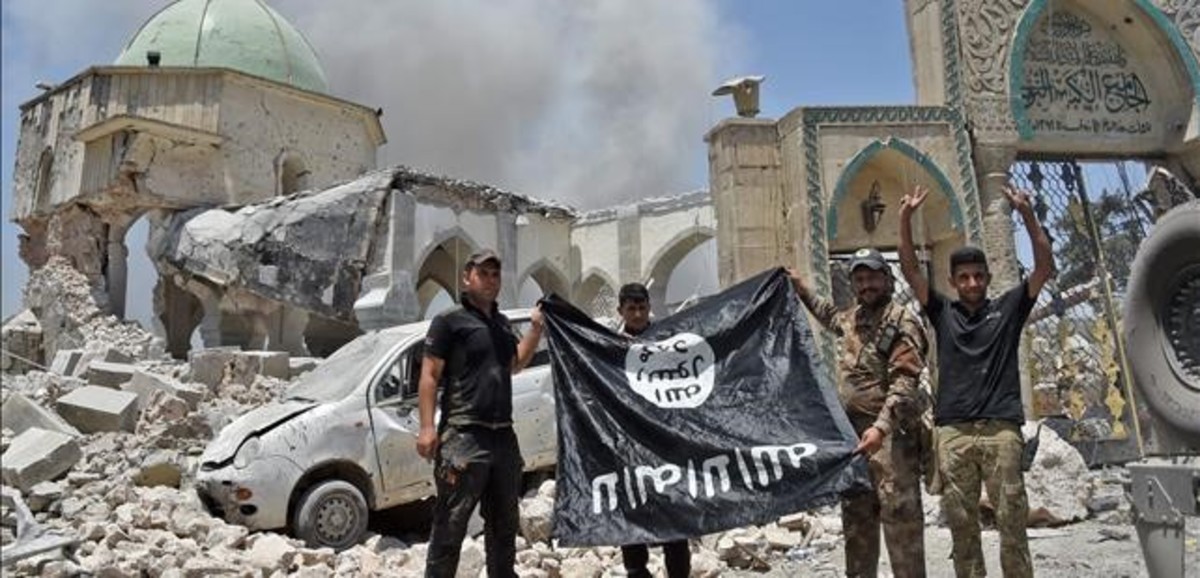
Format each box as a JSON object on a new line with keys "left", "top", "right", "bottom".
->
{"left": 285, "top": 331, "right": 411, "bottom": 403}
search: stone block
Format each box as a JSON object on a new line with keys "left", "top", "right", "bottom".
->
{"left": 174, "top": 382, "right": 209, "bottom": 408}
{"left": 187, "top": 349, "right": 238, "bottom": 388}
{"left": 188, "top": 349, "right": 290, "bottom": 388}
{"left": 49, "top": 349, "right": 83, "bottom": 376}
{"left": 0, "top": 392, "right": 81, "bottom": 437}
{"left": 27, "top": 480, "right": 65, "bottom": 512}
{"left": 55, "top": 386, "right": 140, "bottom": 433}
{"left": 71, "top": 348, "right": 134, "bottom": 378}
{"left": 123, "top": 371, "right": 206, "bottom": 410}
{"left": 85, "top": 361, "right": 138, "bottom": 388}
{"left": 242, "top": 351, "right": 290, "bottom": 380}
{"left": 1, "top": 309, "right": 43, "bottom": 374}
{"left": 1, "top": 427, "right": 82, "bottom": 492}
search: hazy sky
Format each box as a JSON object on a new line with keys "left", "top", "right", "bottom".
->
{"left": 0, "top": 0, "right": 915, "bottom": 325}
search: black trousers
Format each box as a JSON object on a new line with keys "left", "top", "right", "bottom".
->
{"left": 621, "top": 540, "right": 691, "bottom": 578}
{"left": 425, "top": 426, "right": 523, "bottom": 578}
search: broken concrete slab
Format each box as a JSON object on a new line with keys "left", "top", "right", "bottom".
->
{"left": 54, "top": 386, "right": 140, "bottom": 433}
{"left": 71, "top": 348, "right": 135, "bottom": 379}
{"left": 123, "top": 371, "right": 206, "bottom": 410}
{"left": 0, "top": 392, "right": 81, "bottom": 438}
{"left": 1, "top": 309, "right": 43, "bottom": 374}
{"left": 240, "top": 351, "right": 290, "bottom": 380}
{"left": 27, "top": 480, "right": 65, "bottom": 512}
{"left": 1, "top": 428, "right": 82, "bottom": 492}
{"left": 49, "top": 349, "right": 83, "bottom": 376}
{"left": 188, "top": 349, "right": 290, "bottom": 388}
{"left": 85, "top": 361, "right": 138, "bottom": 388}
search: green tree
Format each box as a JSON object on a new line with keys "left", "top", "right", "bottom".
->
{"left": 1051, "top": 189, "right": 1145, "bottom": 296}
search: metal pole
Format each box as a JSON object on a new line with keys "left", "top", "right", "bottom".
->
{"left": 1072, "top": 162, "right": 1145, "bottom": 458}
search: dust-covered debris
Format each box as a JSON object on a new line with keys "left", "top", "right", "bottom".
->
{"left": 0, "top": 262, "right": 1176, "bottom": 578}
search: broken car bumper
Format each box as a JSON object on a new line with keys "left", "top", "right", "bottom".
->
{"left": 195, "top": 454, "right": 302, "bottom": 531}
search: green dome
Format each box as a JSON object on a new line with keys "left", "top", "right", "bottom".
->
{"left": 115, "top": 0, "right": 329, "bottom": 94}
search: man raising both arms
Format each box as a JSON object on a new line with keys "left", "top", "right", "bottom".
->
{"left": 898, "top": 183, "right": 1053, "bottom": 578}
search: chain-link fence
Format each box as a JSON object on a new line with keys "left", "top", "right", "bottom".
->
{"left": 1009, "top": 159, "right": 1150, "bottom": 449}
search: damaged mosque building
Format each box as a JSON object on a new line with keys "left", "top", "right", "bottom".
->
{"left": 7, "top": 0, "right": 1200, "bottom": 433}
{"left": 8, "top": 0, "right": 716, "bottom": 360}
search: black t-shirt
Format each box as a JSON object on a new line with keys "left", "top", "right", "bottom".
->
{"left": 425, "top": 300, "right": 519, "bottom": 428}
{"left": 924, "top": 281, "right": 1036, "bottom": 426}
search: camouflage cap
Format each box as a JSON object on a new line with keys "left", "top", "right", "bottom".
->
{"left": 848, "top": 247, "right": 888, "bottom": 272}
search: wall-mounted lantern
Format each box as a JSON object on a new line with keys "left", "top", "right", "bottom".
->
{"left": 861, "top": 180, "right": 886, "bottom": 233}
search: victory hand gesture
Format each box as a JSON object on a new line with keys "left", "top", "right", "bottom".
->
{"left": 899, "top": 185, "right": 930, "bottom": 219}
{"left": 1002, "top": 183, "right": 1034, "bottom": 215}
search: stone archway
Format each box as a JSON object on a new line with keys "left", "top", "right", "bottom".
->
{"left": 575, "top": 269, "right": 617, "bottom": 317}
{"left": 517, "top": 258, "right": 570, "bottom": 305}
{"left": 827, "top": 138, "right": 966, "bottom": 293}
{"left": 418, "top": 278, "right": 454, "bottom": 319}
{"left": 415, "top": 233, "right": 475, "bottom": 314}
{"left": 277, "top": 151, "right": 311, "bottom": 196}
{"left": 643, "top": 226, "right": 716, "bottom": 316}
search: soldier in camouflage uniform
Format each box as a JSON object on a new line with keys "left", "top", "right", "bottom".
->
{"left": 789, "top": 248, "right": 928, "bottom": 578}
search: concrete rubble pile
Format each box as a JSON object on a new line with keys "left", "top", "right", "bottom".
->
{"left": 2, "top": 260, "right": 1121, "bottom": 577}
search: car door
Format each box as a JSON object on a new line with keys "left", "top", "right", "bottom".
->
{"left": 510, "top": 318, "right": 557, "bottom": 471}
{"left": 368, "top": 341, "right": 434, "bottom": 509}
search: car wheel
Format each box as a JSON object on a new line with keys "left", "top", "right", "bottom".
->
{"left": 293, "top": 480, "right": 369, "bottom": 551}
{"left": 1123, "top": 200, "right": 1200, "bottom": 436}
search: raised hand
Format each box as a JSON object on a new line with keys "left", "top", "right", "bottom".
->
{"left": 785, "top": 267, "right": 809, "bottom": 297}
{"left": 898, "top": 185, "right": 930, "bottom": 219}
{"left": 1002, "top": 183, "right": 1034, "bottom": 215}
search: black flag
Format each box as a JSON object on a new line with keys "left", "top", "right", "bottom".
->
{"left": 541, "top": 268, "right": 870, "bottom": 547}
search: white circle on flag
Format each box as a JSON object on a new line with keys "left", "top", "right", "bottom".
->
{"left": 624, "top": 332, "right": 716, "bottom": 408}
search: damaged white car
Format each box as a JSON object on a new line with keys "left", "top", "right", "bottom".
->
{"left": 195, "top": 310, "right": 556, "bottom": 550}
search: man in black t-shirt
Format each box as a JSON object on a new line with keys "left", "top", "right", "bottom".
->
{"left": 416, "top": 249, "right": 546, "bottom": 578}
{"left": 898, "top": 183, "right": 1053, "bottom": 578}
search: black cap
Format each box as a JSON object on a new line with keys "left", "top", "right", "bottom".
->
{"left": 464, "top": 249, "right": 501, "bottom": 270}
{"left": 618, "top": 282, "right": 650, "bottom": 304}
{"left": 848, "top": 247, "right": 888, "bottom": 273}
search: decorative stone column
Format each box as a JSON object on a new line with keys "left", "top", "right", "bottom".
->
{"left": 105, "top": 225, "right": 130, "bottom": 319}
{"left": 155, "top": 277, "right": 204, "bottom": 360}
{"left": 972, "top": 145, "right": 1021, "bottom": 288}
{"left": 973, "top": 143, "right": 1036, "bottom": 419}
{"left": 195, "top": 290, "right": 224, "bottom": 349}
{"left": 263, "top": 306, "right": 310, "bottom": 356}
{"left": 616, "top": 204, "right": 643, "bottom": 286}
{"left": 355, "top": 191, "right": 420, "bottom": 329}
{"left": 704, "top": 118, "right": 785, "bottom": 287}
{"left": 496, "top": 212, "right": 519, "bottom": 309}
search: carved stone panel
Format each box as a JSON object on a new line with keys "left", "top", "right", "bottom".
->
{"left": 1016, "top": 7, "right": 1180, "bottom": 145}
{"left": 959, "top": 0, "right": 1029, "bottom": 95}
{"left": 1155, "top": 0, "right": 1200, "bottom": 61}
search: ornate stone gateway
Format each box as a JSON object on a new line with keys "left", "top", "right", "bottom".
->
{"left": 707, "top": 0, "right": 1199, "bottom": 457}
